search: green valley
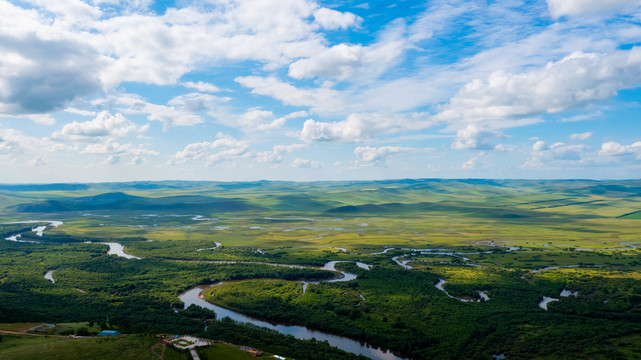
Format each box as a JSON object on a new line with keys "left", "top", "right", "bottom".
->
{"left": 1, "top": 179, "right": 640, "bottom": 359}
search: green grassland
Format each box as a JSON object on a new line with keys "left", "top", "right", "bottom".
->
{"left": 0, "top": 334, "right": 189, "bottom": 360}
{"left": 198, "top": 343, "right": 275, "bottom": 360}
{"left": 1, "top": 179, "right": 641, "bottom": 359}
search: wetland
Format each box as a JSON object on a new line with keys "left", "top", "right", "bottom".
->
{"left": 2, "top": 179, "right": 641, "bottom": 359}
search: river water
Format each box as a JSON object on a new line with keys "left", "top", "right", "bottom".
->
{"left": 179, "top": 286, "right": 406, "bottom": 360}
{"left": 100, "top": 242, "right": 142, "bottom": 259}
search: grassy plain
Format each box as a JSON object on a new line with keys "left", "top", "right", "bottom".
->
{"left": 0, "top": 179, "right": 640, "bottom": 359}
{"left": 0, "top": 334, "right": 188, "bottom": 360}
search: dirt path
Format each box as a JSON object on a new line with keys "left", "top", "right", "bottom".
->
{"left": 151, "top": 342, "right": 166, "bottom": 360}
{"left": 0, "top": 329, "right": 65, "bottom": 337}
{"left": 190, "top": 348, "right": 200, "bottom": 360}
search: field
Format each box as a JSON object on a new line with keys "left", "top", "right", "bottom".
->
{"left": 0, "top": 334, "right": 189, "bottom": 360}
{"left": 0, "top": 179, "right": 640, "bottom": 359}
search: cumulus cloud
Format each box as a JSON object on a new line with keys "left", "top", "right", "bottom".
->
{"left": 0, "top": 126, "right": 64, "bottom": 159}
{"left": 1, "top": 0, "right": 359, "bottom": 107}
{"left": 461, "top": 156, "right": 478, "bottom": 170}
{"left": 354, "top": 146, "right": 416, "bottom": 163}
{"left": 527, "top": 141, "right": 589, "bottom": 164}
{"left": 289, "top": 44, "right": 364, "bottom": 80}
{"left": 451, "top": 124, "right": 506, "bottom": 150}
{"left": 533, "top": 140, "right": 548, "bottom": 151}
{"left": 436, "top": 48, "right": 641, "bottom": 126}
{"left": 546, "top": 0, "right": 640, "bottom": 19}
{"left": 313, "top": 7, "right": 360, "bottom": 30}
{"left": 52, "top": 111, "right": 144, "bottom": 141}
{"left": 288, "top": 20, "right": 407, "bottom": 81}
{"left": 96, "top": 0, "right": 355, "bottom": 87}
{"left": 255, "top": 144, "right": 305, "bottom": 163}
{"left": 0, "top": 33, "right": 103, "bottom": 115}
{"left": 81, "top": 141, "right": 158, "bottom": 157}
{"left": 95, "top": 93, "right": 223, "bottom": 130}
{"left": 168, "top": 133, "right": 250, "bottom": 166}
{"left": 291, "top": 157, "right": 320, "bottom": 168}
{"left": 182, "top": 81, "right": 222, "bottom": 93}
{"left": 14, "top": 113, "right": 56, "bottom": 125}
{"left": 23, "top": 0, "right": 102, "bottom": 22}
{"left": 238, "top": 109, "right": 287, "bottom": 131}
{"left": 599, "top": 141, "right": 641, "bottom": 158}
{"left": 26, "top": 156, "right": 47, "bottom": 167}
{"left": 569, "top": 131, "right": 593, "bottom": 140}
{"left": 168, "top": 92, "right": 230, "bottom": 113}
{"left": 0, "top": 128, "right": 29, "bottom": 156}
{"left": 235, "top": 76, "right": 343, "bottom": 114}
{"left": 64, "top": 107, "right": 98, "bottom": 117}
{"left": 300, "top": 112, "right": 432, "bottom": 143}
{"left": 290, "top": 1, "right": 468, "bottom": 82}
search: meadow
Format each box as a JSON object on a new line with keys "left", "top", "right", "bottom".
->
{"left": 0, "top": 179, "right": 640, "bottom": 359}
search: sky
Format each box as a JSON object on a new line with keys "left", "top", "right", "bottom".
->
{"left": 1, "top": 0, "right": 641, "bottom": 183}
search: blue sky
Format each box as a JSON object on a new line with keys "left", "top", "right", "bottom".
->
{"left": 1, "top": 0, "right": 640, "bottom": 182}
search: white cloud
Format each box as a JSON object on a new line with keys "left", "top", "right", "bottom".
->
{"left": 313, "top": 7, "right": 360, "bottom": 30}
{"left": 168, "top": 133, "right": 250, "bottom": 166}
{"left": 354, "top": 146, "right": 416, "bottom": 163}
{"left": 599, "top": 141, "right": 641, "bottom": 158}
{"left": 1, "top": 0, "right": 358, "bottom": 108}
{"left": 560, "top": 111, "right": 602, "bottom": 122}
{"left": 284, "top": 111, "right": 309, "bottom": 119}
{"left": 168, "top": 92, "right": 230, "bottom": 113}
{"left": 569, "top": 131, "right": 593, "bottom": 140}
{"left": 0, "top": 127, "right": 63, "bottom": 159}
{"left": 255, "top": 144, "right": 305, "bottom": 163}
{"left": 461, "top": 156, "right": 478, "bottom": 170}
{"left": 451, "top": 124, "right": 506, "bottom": 150}
{"left": 64, "top": 107, "right": 97, "bottom": 117}
{"left": 0, "top": 128, "right": 29, "bottom": 156}
{"left": 289, "top": 44, "right": 364, "bottom": 80}
{"left": 25, "top": 156, "right": 47, "bottom": 166}
{"left": 95, "top": 0, "right": 353, "bottom": 87}
{"left": 24, "top": 0, "right": 102, "bottom": 26}
{"left": 300, "top": 112, "right": 432, "bottom": 143}
{"left": 95, "top": 93, "right": 213, "bottom": 130}
{"left": 235, "top": 76, "right": 343, "bottom": 114}
{"left": 531, "top": 141, "right": 589, "bottom": 161}
{"left": 17, "top": 113, "right": 56, "bottom": 125}
{"left": 53, "top": 111, "right": 143, "bottom": 141}
{"left": 533, "top": 140, "right": 548, "bottom": 151}
{"left": 288, "top": 20, "right": 407, "bottom": 81}
{"left": 0, "top": 2, "right": 104, "bottom": 115}
{"left": 436, "top": 48, "right": 641, "bottom": 126}
{"left": 291, "top": 157, "right": 320, "bottom": 168}
{"left": 238, "top": 109, "right": 286, "bottom": 131}
{"left": 408, "top": 0, "right": 472, "bottom": 43}
{"left": 182, "top": 81, "right": 221, "bottom": 93}
{"left": 81, "top": 141, "right": 159, "bottom": 157}
{"left": 103, "top": 155, "right": 119, "bottom": 165}
{"left": 546, "top": 0, "right": 640, "bottom": 19}
{"left": 494, "top": 144, "right": 514, "bottom": 152}
{"left": 129, "top": 156, "right": 143, "bottom": 165}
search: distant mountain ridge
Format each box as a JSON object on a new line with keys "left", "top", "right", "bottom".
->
{"left": 12, "top": 192, "right": 261, "bottom": 213}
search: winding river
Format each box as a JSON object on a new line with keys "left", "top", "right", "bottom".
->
{"left": 44, "top": 270, "right": 55, "bottom": 283}
{"left": 100, "top": 242, "right": 142, "bottom": 259}
{"left": 435, "top": 279, "right": 490, "bottom": 303}
{"left": 179, "top": 284, "right": 406, "bottom": 360}
{"left": 3, "top": 220, "right": 63, "bottom": 243}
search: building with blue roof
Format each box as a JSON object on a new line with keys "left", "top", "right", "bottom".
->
{"left": 97, "top": 330, "right": 121, "bottom": 336}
